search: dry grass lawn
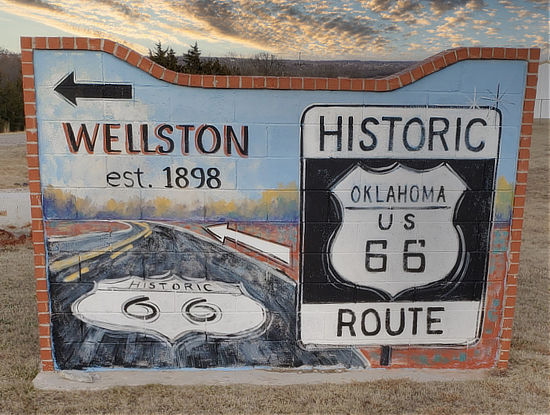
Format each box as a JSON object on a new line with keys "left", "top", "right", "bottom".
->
{"left": 0, "top": 133, "right": 28, "bottom": 188}
{"left": 0, "top": 121, "right": 548, "bottom": 414}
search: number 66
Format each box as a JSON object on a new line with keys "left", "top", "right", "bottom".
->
{"left": 365, "top": 239, "right": 426, "bottom": 273}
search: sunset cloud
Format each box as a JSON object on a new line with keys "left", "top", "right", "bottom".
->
{"left": 428, "top": 0, "right": 484, "bottom": 15}
{"left": 1, "top": 0, "right": 548, "bottom": 59}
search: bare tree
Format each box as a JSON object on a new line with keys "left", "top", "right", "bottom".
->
{"left": 252, "top": 52, "right": 284, "bottom": 76}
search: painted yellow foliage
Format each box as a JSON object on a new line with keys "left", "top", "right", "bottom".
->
{"left": 43, "top": 182, "right": 299, "bottom": 220}
{"left": 495, "top": 176, "right": 514, "bottom": 221}
{"left": 45, "top": 187, "right": 73, "bottom": 205}
{"left": 204, "top": 182, "right": 298, "bottom": 219}
{"left": 74, "top": 196, "right": 93, "bottom": 214}
{"left": 154, "top": 197, "right": 172, "bottom": 216}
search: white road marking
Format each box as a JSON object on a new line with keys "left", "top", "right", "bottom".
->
{"left": 206, "top": 223, "right": 291, "bottom": 264}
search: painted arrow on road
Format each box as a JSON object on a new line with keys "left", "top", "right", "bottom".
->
{"left": 206, "top": 223, "right": 291, "bottom": 264}
{"left": 54, "top": 72, "right": 132, "bottom": 105}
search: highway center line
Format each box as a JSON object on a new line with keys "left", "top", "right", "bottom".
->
{"left": 63, "top": 266, "right": 90, "bottom": 282}
{"left": 50, "top": 222, "right": 150, "bottom": 273}
{"left": 110, "top": 243, "right": 134, "bottom": 259}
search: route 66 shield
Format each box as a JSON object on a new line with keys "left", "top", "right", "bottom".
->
{"left": 72, "top": 274, "right": 267, "bottom": 342}
{"left": 329, "top": 163, "right": 467, "bottom": 297}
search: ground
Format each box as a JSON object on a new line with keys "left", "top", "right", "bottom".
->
{"left": 0, "top": 121, "right": 548, "bottom": 414}
{"left": 0, "top": 132, "right": 27, "bottom": 188}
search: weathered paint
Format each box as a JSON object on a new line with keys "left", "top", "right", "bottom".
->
{"left": 0, "top": 190, "right": 31, "bottom": 246}
{"left": 21, "top": 37, "right": 539, "bottom": 372}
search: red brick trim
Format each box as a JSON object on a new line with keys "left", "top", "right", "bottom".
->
{"left": 20, "top": 37, "right": 539, "bottom": 91}
{"left": 20, "top": 37, "right": 53, "bottom": 371}
{"left": 496, "top": 55, "right": 539, "bottom": 370}
{"left": 21, "top": 36, "right": 540, "bottom": 371}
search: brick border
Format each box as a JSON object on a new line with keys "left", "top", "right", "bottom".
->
{"left": 20, "top": 37, "right": 53, "bottom": 371}
{"left": 496, "top": 48, "right": 540, "bottom": 370}
{"left": 20, "top": 37, "right": 539, "bottom": 371}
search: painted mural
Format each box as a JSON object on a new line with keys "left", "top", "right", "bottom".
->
{"left": 300, "top": 105, "right": 500, "bottom": 354}
{"left": 28, "top": 41, "right": 532, "bottom": 370}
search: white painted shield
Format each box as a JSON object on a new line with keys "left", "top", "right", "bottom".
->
{"left": 329, "top": 163, "right": 467, "bottom": 297}
{"left": 72, "top": 274, "right": 267, "bottom": 342}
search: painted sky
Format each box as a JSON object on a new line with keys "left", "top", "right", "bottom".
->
{"left": 1, "top": 0, "right": 548, "bottom": 60}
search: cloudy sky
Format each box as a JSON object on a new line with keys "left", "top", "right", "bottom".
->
{"left": 0, "top": 0, "right": 548, "bottom": 60}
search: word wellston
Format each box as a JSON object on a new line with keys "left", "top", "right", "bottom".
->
{"left": 61, "top": 122, "right": 249, "bottom": 157}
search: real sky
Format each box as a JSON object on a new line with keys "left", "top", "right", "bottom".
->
{"left": 0, "top": 0, "right": 548, "bottom": 60}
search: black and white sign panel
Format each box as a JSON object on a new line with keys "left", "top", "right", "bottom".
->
{"left": 299, "top": 105, "right": 501, "bottom": 346}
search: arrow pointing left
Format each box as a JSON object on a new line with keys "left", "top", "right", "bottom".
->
{"left": 54, "top": 72, "right": 132, "bottom": 106}
{"left": 206, "top": 223, "right": 291, "bottom": 264}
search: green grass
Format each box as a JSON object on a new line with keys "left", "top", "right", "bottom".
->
{"left": 0, "top": 121, "right": 548, "bottom": 414}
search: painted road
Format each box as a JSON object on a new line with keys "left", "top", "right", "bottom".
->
{"left": 48, "top": 221, "right": 147, "bottom": 278}
{"left": 47, "top": 221, "right": 367, "bottom": 369}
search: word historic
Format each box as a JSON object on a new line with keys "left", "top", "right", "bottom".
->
{"left": 302, "top": 105, "right": 501, "bottom": 159}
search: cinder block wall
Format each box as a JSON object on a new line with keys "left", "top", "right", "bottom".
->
{"left": 0, "top": 190, "right": 31, "bottom": 245}
{"left": 21, "top": 37, "right": 539, "bottom": 371}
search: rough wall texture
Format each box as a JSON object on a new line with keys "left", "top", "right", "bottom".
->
{"left": 534, "top": 62, "right": 549, "bottom": 118}
{"left": 0, "top": 190, "right": 31, "bottom": 245}
{"left": 21, "top": 37, "right": 539, "bottom": 372}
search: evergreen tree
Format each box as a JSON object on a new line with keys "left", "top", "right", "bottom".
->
{"left": 0, "top": 72, "right": 24, "bottom": 132}
{"left": 182, "top": 42, "right": 202, "bottom": 74}
{"left": 202, "top": 58, "right": 232, "bottom": 75}
{"left": 149, "top": 41, "right": 182, "bottom": 72}
{"left": 149, "top": 41, "right": 233, "bottom": 75}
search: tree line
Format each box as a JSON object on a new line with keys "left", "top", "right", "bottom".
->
{"left": 149, "top": 42, "right": 413, "bottom": 78}
{"left": 0, "top": 42, "right": 413, "bottom": 132}
{"left": 0, "top": 42, "right": 283, "bottom": 133}
{"left": 149, "top": 42, "right": 231, "bottom": 74}
{"left": 148, "top": 42, "right": 285, "bottom": 76}
{"left": 0, "top": 48, "right": 24, "bottom": 132}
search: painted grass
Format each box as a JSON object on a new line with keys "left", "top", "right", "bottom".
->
{"left": 0, "top": 121, "right": 548, "bottom": 414}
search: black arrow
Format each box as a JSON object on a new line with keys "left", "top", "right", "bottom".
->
{"left": 54, "top": 72, "right": 132, "bottom": 106}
